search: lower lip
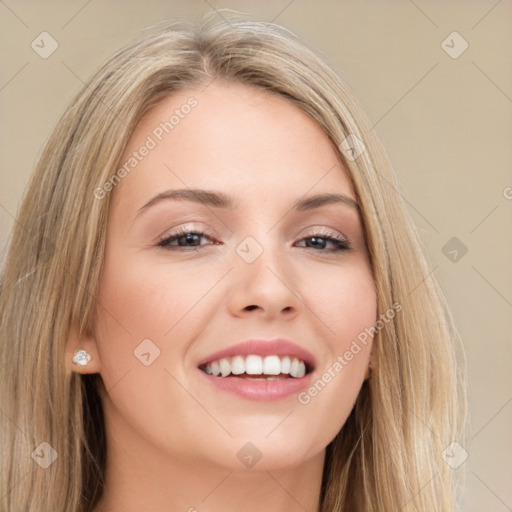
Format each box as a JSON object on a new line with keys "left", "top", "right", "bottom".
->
{"left": 198, "top": 370, "right": 314, "bottom": 401}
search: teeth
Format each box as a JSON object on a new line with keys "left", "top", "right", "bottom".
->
{"left": 290, "top": 357, "right": 299, "bottom": 377}
{"left": 231, "top": 355, "right": 245, "bottom": 375}
{"left": 289, "top": 358, "right": 306, "bottom": 378}
{"left": 211, "top": 360, "right": 221, "bottom": 376}
{"left": 219, "top": 358, "right": 231, "bottom": 377}
{"left": 281, "top": 356, "right": 291, "bottom": 374}
{"left": 245, "top": 355, "right": 263, "bottom": 375}
{"left": 263, "top": 355, "right": 281, "bottom": 375}
{"left": 201, "top": 354, "right": 309, "bottom": 379}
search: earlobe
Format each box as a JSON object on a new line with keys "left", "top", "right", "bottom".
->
{"left": 65, "top": 325, "right": 101, "bottom": 374}
{"left": 72, "top": 349, "right": 92, "bottom": 367}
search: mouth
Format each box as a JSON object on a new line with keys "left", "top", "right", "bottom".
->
{"left": 196, "top": 339, "right": 316, "bottom": 401}
{"left": 199, "top": 354, "right": 313, "bottom": 380}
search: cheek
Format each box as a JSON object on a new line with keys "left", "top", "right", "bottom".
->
{"left": 92, "top": 252, "right": 227, "bottom": 458}
{"left": 294, "top": 261, "right": 376, "bottom": 434}
{"left": 97, "top": 241, "right": 224, "bottom": 331}
{"left": 302, "top": 259, "right": 377, "bottom": 347}
{"left": 93, "top": 250, "right": 210, "bottom": 387}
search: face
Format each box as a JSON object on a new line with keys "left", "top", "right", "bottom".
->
{"left": 87, "top": 81, "right": 377, "bottom": 471}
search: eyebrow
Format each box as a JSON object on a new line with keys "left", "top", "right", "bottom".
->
{"left": 137, "top": 188, "right": 360, "bottom": 216}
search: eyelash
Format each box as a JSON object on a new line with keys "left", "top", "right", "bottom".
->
{"left": 157, "top": 228, "right": 351, "bottom": 253}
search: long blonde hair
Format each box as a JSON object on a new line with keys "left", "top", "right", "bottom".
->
{"left": 0, "top": 17, "right": 466, "bottom": 511}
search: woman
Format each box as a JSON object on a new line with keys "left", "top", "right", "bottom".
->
{"left": 0, "top": 18, "right": 466, "bottom": 512}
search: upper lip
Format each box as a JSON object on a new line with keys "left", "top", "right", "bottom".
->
{"left": 197, "top": 339, "right": 316, "bottom": 372}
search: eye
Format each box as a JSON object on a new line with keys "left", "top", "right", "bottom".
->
{"left": 294, "top": 232, "right": 351, "bottom": 252}
{"left": 157, "top": 229, "right": 216, "bottom": 250}
{"left": 156, "top": 228, "right": 351, "bottom": 253}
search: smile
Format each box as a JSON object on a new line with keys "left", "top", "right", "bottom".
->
{"left": 200, "top": 354, "right": 309, "bottom": 379}
{"left": 197, "top": 339, "right": 316, "bottom": 401}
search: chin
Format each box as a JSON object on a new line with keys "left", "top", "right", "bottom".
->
{"left": 198, "top": 430, "right": 327, "bottom": 473}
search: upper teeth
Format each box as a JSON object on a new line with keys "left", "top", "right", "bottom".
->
{"left": 202, "top": 355, "right": 307, "bottom": 378}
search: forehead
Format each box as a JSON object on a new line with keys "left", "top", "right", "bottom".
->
{"left": 112, "top": 81, "right": 355, "bottom": 214}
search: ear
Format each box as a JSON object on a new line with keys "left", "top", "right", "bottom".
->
{"left": 65, "top": 324, "right": 102, "bottom": 375}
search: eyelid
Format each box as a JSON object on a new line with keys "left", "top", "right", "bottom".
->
{"left": 156, "top": 224, "right": 348, "bottom": 242}
{"left": 297, "top": 225, "right": 349, "bottom": 241}
{"left": 156, "top": 223, "right": 217, "bottom": 243}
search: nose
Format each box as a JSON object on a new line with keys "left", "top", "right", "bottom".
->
{"left": 225, "top": 239, "right": 303, "bottom": 321}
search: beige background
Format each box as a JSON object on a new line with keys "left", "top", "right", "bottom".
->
{"left": 1, "top": 1, "right": 511, "bottom": 509}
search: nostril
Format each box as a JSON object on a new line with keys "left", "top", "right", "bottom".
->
{"left": 245, "top": 305, "right": 258, "bottom": 311}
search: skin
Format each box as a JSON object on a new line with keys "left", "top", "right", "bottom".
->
{"left": 66, "top": 81, "right": 377, "bottom": 512}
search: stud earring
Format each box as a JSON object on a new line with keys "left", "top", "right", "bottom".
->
{"left": 72, "top": 349, "right": 91, "bottom": 367}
